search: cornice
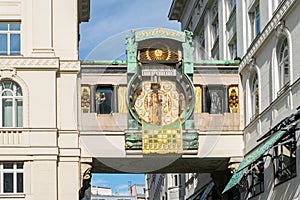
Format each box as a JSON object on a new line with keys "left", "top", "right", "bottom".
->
{"left": 0, "top": 57, "right": 59, "bottom": 69}
{"left": 239, "top": 0, "right": 296, "bottom": 73}
{"left": 59, "top": 60, "right": 80, "bottom": 72}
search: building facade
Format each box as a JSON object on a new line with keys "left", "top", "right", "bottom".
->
{"left": 167, "top": 0, "right": 300, "bottom": 199}
{"left": 0, "top": 0, "right": 90, "bottom": 199}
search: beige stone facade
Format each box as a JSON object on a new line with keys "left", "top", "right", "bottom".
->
{"left": 0, "top": 0, "right": 89, "bottom": 199}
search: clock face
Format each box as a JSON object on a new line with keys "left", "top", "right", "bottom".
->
{"left": 133, "top": 81, "right": 183, "bottom": 126}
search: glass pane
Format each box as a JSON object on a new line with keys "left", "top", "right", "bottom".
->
{"left": 16, "top": 99, "right": 23, "bottom": 127}
{"left": 2, "top": 91, "right": 13, "bottom": 96}
{"left": 17, "top": 173, "right": 23, "bottom": 193}
{"left": 0, "top": 24, "right": 8, "bottom": 30}
{"left": 17, "top": 162, "right": 23, "bottom": 169}
{"left": 10, "top": 34, "right": 20, "bottom": 55}
{"left": 16, "top": 86, "right": 22, "bottom": 96}
{"left": 2, "top": 81, "right": 12, "bottom": 90}
{"left": 2, "top": 98, "right": 13, "bottom": 127}
{"left": 3, "top": 163, "right": 13, "bottom": 169}
{"left": 0, "top": 34, "right": 8, "bottom": 55}
{"left": 9, "top": 24, "right": 20, "bottom": 31}
{"left": 3, "top": 173, "right": 13, "bottom": 193}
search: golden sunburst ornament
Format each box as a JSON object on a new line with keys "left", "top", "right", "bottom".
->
{"left": 145, "top": 44, "right": 172, "bottom": 61}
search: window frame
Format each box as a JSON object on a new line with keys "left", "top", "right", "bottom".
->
{"left": 0, "top": 80, "right": 23, "bottom": 127}
{"left": 251, "top": 74, "right": 259, "bottom": 117}
{"left": 249, "top": 4, "right": 260, "bottom": 41}
{"left": 277, "top": 37, "right": 290, "bottom": 96}
{"left": 0, "top": 22, "right": 21, "bottom": 55}
{"left": 0, "top": 162, "right": 24, "bottom": 194}
{"left": 273, "top": 131, "right": 297, "bottom": 185}
{"left": 247, "top": 158, "right": 264, "bottom": 198}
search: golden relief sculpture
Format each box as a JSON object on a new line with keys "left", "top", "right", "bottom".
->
{"left": 228, "top": 86, "right": 239, "bottom": 113}
{"left": 134, "top": 81, "right": 181, "bottom": 126}
{"left": 138, "top": 43, "right": 179, "bottom": 61}
{"left": 81, "top": 86, "right": 90, "bottom": 113}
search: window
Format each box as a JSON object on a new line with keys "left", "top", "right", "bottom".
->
{"left": 0, "top": 23, "right": 21, "bottom": 55}
{"left": 96, "top": 85, "right": 113, "bottom": 114}
{"left": 250, "top": 74, "right": 259, "bottom": 119}
{"left": 0, "top": 162, "right": 23, "bottom": 194}
{"left": 277, "top": 37, "right": 289, "bottom": 92}
{"left": 229, "top": 40, "right": 237, "bottom": 59}
{"left": 211, "top": 1, "right": 219, "bottom": 44}
{"left": 174, "top": 174, "right": 178, "bottom": 186}
{"left": 228, "top": 0, "right": 236, "bottom": 12}
{"left": 0, "top": 80, "right": 23, "bottom": 127}
{"left": 247, "top": 158, "right": 264, "bottom": 197}
{"left": 249, "top": 4, "right": 260, "bottom": 40}
{"left": 273, "top": 131, "right": 296, "bottom": 185}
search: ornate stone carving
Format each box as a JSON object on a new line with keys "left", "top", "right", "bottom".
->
{"left": 60, "top": 61, "right": 80, "bottom": 72}
{"left": 0, "top": 58, "right": 58, "bottom": 68}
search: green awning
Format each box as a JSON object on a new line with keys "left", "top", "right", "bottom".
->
{"left": 222, "top": 168, "right": 247, "bottom": 194}
{"left": 222, "top": 124, "right": 294, "bottom": 194}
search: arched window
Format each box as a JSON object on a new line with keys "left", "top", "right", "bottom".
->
{"left": 251, "top": 74, "right": 259, "bottom": 118}
{"left": 278, "top": 37, "right": 289, "bottom": 89}
{"left": 0, "top": 80, "right": 23, "bottom": 127}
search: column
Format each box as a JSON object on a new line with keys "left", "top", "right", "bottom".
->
{"left": 202, "top": 85, "right": 207, "bottom": 112}
{"left": 113, "top": 85, "right": 118, "bottom": 113}
{"left": 90, "top": 85, "right": 96, "bottom": 113}
{"left": 224, "top": 85, "right": 229, "bottom": 113}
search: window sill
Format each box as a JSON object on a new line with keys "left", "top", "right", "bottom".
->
{"left": 0, "top": 193, "right": 25, "bottom": 198}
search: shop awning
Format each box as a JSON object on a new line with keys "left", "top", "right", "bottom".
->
{"left": 222, "top": 124, "right": 294, "bottom": 194}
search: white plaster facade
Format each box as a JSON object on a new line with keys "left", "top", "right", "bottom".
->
{"left": 0, "top": 0, "right": 90, "bottom": 199}
{"left": 168, "top": 0, "right": 300, "bottom": 199}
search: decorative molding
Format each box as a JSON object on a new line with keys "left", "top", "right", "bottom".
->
{"left": 59, "top": 61, "right": 80, "bottom": 72}
{"left": 0, "top": 57, "right": 59, "bottom": 69}
{"left": 0, "top": 68, "right": 17, "bottom": 78}
{"left": 240, "top": 0, "right": 296, "bottom": 72}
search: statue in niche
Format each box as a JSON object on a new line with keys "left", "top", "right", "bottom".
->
{"left": 229, "top": 88, "right": 239, "bottom": 113}
{"left": 95, "top": 92, "right": 106, "bottom": 115}
{"left": 210, "top": 91, "right": 222, "bottom": 114}
{"left": 81, "top": 87, "right": 90, "bottom": 113}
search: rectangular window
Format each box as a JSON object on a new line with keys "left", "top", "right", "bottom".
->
{"left": 0, "top": 23, "right": 21, "bottom": 55}
{"left": 273, "top": 131, "right": 296, "bottom": 185}
{"left": 0, "top": 162, "right": 24, "bottom": 194}
{"left": 229, "top": 40, "right": 237, "bottom": 60}
{"left": 247, "top": 158, "right": 264, "bottom": 198}
{"left": 249, "top": 4, "right": 260, "bottom": 41}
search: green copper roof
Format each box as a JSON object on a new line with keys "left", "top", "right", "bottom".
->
{"left": 222, "top": 124, "right": 294, "bottom": 194}
{"left": 80, "top": 60, "right": 240, "bottom": 66}
{"left": 80, "top": 60, "right": 126, "bottom": 65}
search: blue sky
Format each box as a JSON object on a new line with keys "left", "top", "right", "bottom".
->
{"left": 79, "top": 0, "right": 180, "bottom": 60}
{"left": 92, "top": 173, "right": 145, "bottom": 196}
{"left": 79, "top": 0, "right": 180, "bottom": 195}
